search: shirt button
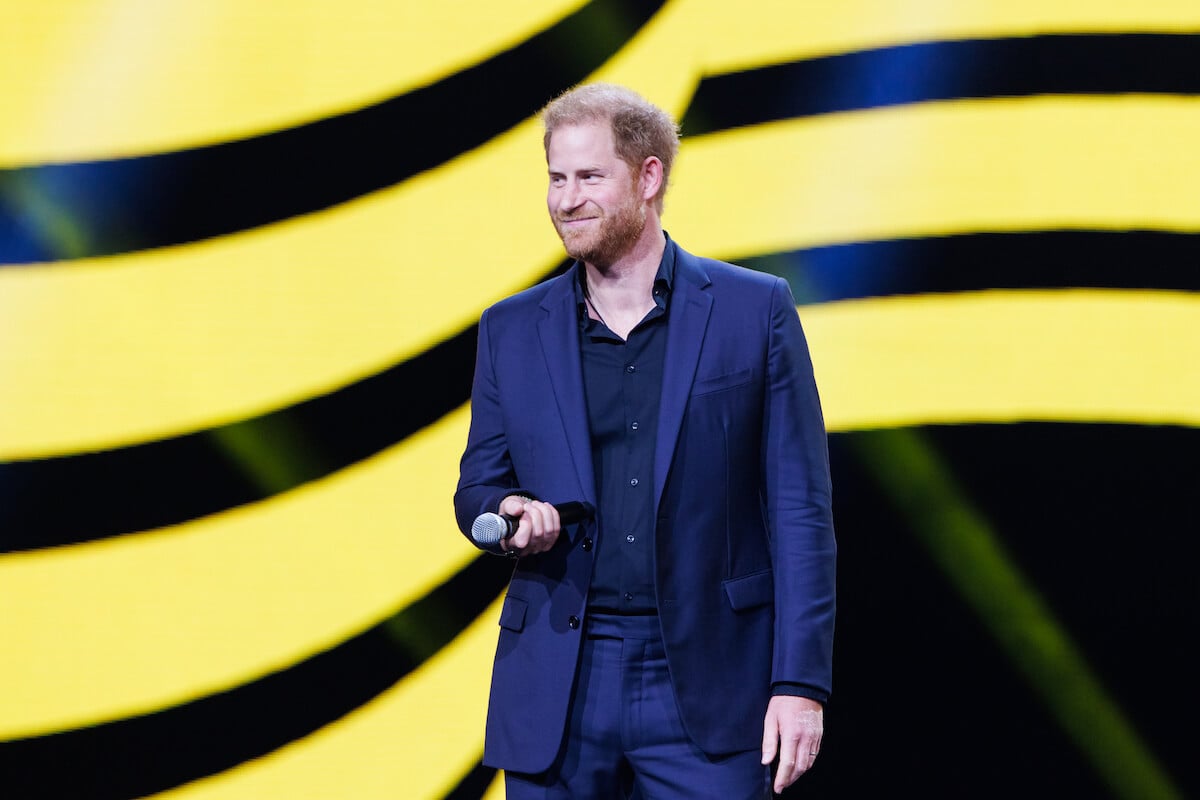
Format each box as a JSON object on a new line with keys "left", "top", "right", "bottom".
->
{"left": 568, "top": 615, "right": 580, "bottom": 629}
{"left": 631, "top": 421, "right": 639, "bottom": 430}
{"left": 626, "top": 534, "right": 635, "bottom": 543}
{"left": 624, "top": 592, "right": 634, "bottom": 601}
{"left": 582, "top": 537, "right": 594, "bottom": 551}
{"left": 630, "top": 478, "right": 638, "bottom": 486}
{"left": 626, "top": 364, "right": 636, "bottom": 373}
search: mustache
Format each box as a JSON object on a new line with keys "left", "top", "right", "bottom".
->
{"left": 555, "top": 212, "right": 598, "bottom": 223}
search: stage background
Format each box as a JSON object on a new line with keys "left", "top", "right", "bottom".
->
{"left": 2, "top": 2, "right": 1197, "bottom": 798}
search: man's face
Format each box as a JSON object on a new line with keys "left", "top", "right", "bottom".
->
{"left": 546, "top": 122, "right": 645, "bottom": 267}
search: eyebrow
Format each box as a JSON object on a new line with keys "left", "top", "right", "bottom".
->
{"left": 548, "top": 165, "right": 607, "bottom": 176}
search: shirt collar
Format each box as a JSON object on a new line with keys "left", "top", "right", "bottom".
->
{"left": 574, "top": 231, "right": 677, "bottom": 317}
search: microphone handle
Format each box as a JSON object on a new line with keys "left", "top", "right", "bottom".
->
{"left": 546, "top": 500, "right": 593, "bottom": 527}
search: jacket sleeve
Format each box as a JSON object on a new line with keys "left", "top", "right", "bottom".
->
{"left": 763, "top": 276, "right": 837, "bottom": 700}
{"left": 452, "top": 307, "right": 531, "bottom": 554}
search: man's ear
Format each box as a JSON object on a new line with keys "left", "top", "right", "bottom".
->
{"left": 640, "top": 156, "right": 665, "bottom": 201}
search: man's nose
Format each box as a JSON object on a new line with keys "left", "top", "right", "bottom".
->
{"left": 558, "top": 181, "right": 583, "bottom": 212}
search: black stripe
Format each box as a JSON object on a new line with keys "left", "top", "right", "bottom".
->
{"left": 0, "top": 257, "right": 570, "bottom": 553}
{"left": 0, "top": 0, "right": 665, "bottom": 264}
{"left": 445, "top": 760, "right": 500, "bottom": 800}
{"left": 680, "top": 33, "right": 1200, "bottom": 135}
{"left": 0, "top": 551, "right": 514, "bottom": 800}
{"left": 0, "top": 322, "right": 471, "bottom": 551}
{"left": 10, "top": 225, "right": 1200, "bottom": 552}
{"left": 10, "top": 421, "right": 1193, "bottom": 798}
{"left": 739, "top": 230, "right": 1200, "bottom": 304}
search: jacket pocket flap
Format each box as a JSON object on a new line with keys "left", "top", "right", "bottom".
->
{"left": 722, "top": 569, "right": 774, "bottom": 611}
{"left": 498, "top": 595, "right": 528, "bottom": 631}
{"left": 692, "top": 367, "right": 753, "bottom": 397}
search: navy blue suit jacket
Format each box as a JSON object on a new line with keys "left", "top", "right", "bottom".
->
{"left": 454, "top": 241, "right": 836, "bottom": 774}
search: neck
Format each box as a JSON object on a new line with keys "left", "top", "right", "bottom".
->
{"left": 585, "top": 225, "right": 665, "bottom": 300}
{"left": 583, "top": 227, "right": 665, "bottom": 340}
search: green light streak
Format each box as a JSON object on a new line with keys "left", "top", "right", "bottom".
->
{"left": 853, "top": 426, "right": 1180, "bottom": 800}
{"left": 0, "top": 173, "right": 91, "bottom": 260}
{"left": 208, "top": 414, "right": 329, "bottom": 496}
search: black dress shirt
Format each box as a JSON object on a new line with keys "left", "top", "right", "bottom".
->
{"left": 576, "top": 240, "right": 675, "bottom": 614}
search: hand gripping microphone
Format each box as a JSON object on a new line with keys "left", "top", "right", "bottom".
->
{"left": 471, "top": 501, "right": 594, "bottom": 546}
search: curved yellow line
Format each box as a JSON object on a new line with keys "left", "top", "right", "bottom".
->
{"left": 0, "top": 406, "right": 474, "bottom": 741}
{"left": 4, "top": 3, "right": 1197, "bottom": 797}
{"left": 668, "top": 95, "right": 1200, "bottom": 260}
{"left": 5, "top": 96, "right": 1198, "bottom": 460}
{"left": 8, "top": 0, "right": 1200, "bottom": 165}
{"left": 1, "top": 0, "right": 587, "bottom": 165}
{"left": 0, "top": 22, "right": 707, "bottom": 462}
{"left": 0, "top": 117, "right": 556, "bottom": 460}
{"left": 805, "top": 289, "right": 1200, "bottom": 432}
{"left": 146, "top": 594, "right": 502, "bottom": 800}
{"left": 683, "top": 0, "right": 1200, "bottom": 76}
{"left": 4, "top": 288, "right": 1195, "bottom": 739}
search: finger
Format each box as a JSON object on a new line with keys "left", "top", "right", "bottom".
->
{"left": 523, "top": 501, "right": 564, "bottom": 552}
{"left": 760, "top": 715, "right": 779, "bottom": 766}
{"left": 523, "top": 501, "right": 549, "bottom": 536}
{"left": 774, "top": 757, "right": 798, "bottom": 794}
{"left": 532, "top": 500, "right": 561, "bottom": 529}
{"left": 536, "top": 501, "right": 563, "bottom": 532}
{"left": 499, "top": 496, "right": 527, "bottom": 516}
{"left": 776, "top": 732, "right": 812, "bottom": 791}
{"left": 506, "top": 516, "right": 533, "bottom": 550}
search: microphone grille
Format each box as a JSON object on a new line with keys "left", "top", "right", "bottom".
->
{"left": 471, "top": 512, "right": 507, "bottom": 546}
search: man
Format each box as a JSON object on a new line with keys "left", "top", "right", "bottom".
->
{"left": 454, "top": 82, "right": 836, "bottom": 798}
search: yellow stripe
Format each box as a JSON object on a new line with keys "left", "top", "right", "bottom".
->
{"left": 0, "top": 0, "right": 587, "bottom": 165}
{"left": 6, "top": 95, "right": 1198, "bottom": 460}
{"left": 0, "top": 116, "right": 556, "bottom": 460}
{"left": 668, "top": 95, "right": 1200, "bottom": 259}
{"left": 0, "top": 407, "right": 473, "bottom": 740}
{"left": 805, "top": 289, "right": 1200, "bottom": 432}
{"left": 683, "top": 0, "right": 1200, "bottom": 76}
{"left": 147, "top": 593, "right": 502, "bottom": 800}
{"left": 7, "top": 289, "right": 1190, "bottom": 739}
{"left": 8, "top": 1, "right": 1200, "bottom": 165}
{"left": 483, "top": 774, "right": 506, "bottom": 800}
{"left": 0, "top": 22, "right": 705, "bottom": 463}
{"left": 5, "top": 3, "right": 1196, "bottom": 797}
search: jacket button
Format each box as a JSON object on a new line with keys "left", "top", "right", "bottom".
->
{"left": 568, "top": 615, "right": 580, "bottom": 629}
{"left": 582, "top": 537, "right": 593, "bottom": 551}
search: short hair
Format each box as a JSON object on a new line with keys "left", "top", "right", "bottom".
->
{"left": 541, "top": 82, "right": 681, "bottom": 212}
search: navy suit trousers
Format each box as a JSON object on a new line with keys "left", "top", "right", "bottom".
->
{"left": 503, "top": 613, "right": 772, "bottom": 800}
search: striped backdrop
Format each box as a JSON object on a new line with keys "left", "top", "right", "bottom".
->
{"left": 2, "top": 2, "right": 1197, "bottom": 798}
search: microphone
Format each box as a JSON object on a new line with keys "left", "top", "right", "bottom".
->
{"left": 471, "top": 500, "right": 594, "bottom": 546}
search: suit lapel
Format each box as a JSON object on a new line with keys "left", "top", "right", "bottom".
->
{"left": 537, "top": 267, "right": 597, "bottom": 507}
{"left": 654, "top": 249, "right": 712, "bottom": 510}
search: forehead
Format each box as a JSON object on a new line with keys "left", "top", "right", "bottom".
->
{"left": 546, "top": 121, "right": 619, "bottom": 168}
